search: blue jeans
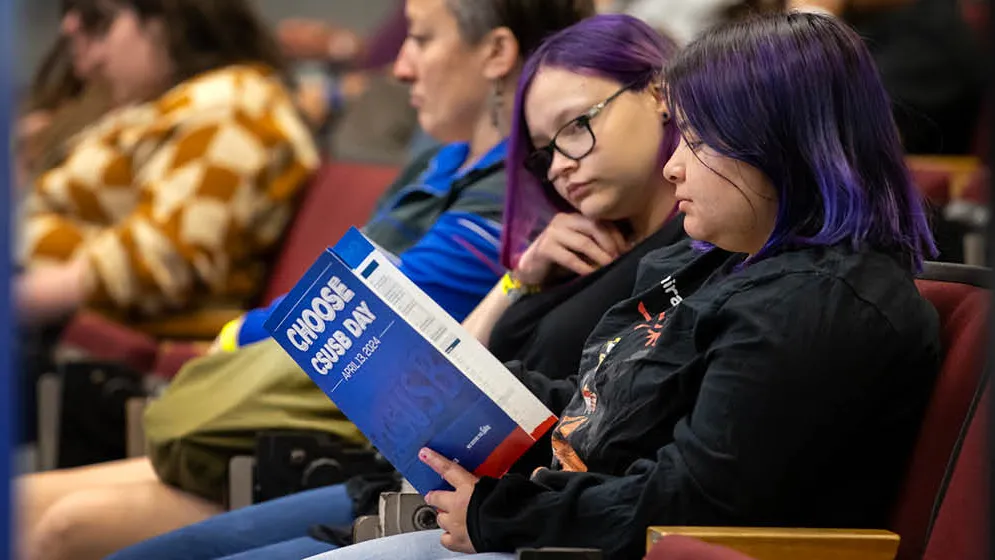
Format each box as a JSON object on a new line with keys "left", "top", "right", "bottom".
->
{"left": 107, "top": 484, "right": 354, "bottom": 560}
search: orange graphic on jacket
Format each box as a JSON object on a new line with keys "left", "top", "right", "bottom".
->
{"left": 551, "top": 382, "right": 599, "bottom": 473}
{"left": 634, "top": 301, "right": 667, "bottom": 347}
{"left": 552, "top": 415, "right": 590, "bottom": 472}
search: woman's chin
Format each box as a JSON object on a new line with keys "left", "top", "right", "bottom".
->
{"left": 416, "top": 113, "right": 436, "bottom": 135}
{"left": 681, "top": 218, "right": 710, "bottom": 244}
{"left": 577, "top": 197, "right": 620, "bottom": 223}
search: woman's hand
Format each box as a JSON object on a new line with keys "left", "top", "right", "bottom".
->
{"left": 16, "top": 256, "right": 90, "bottom": 325}
{"left": 420, "top": 448, "right": 479, "bottom": 554}
{"left": 514, "top": 213, "right": 629, "bottom": 287}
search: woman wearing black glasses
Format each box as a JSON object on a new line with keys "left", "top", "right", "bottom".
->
{"left": 463, "top": 14, "right": 686, "bottom": 382}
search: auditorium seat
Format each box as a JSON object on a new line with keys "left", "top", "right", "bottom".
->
{"left": 646, "top": 262, "right": 990, "bottom": 560}
{"left": 644, "top": 381, "right": 990, "bottom": 560}
{"left": 891, "top": 263, "right": 989, "bottom": 559}
{"left": 921, "top": 377, "right": 989, "bottom": 560}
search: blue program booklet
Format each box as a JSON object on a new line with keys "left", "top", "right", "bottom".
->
{"left": 264, "top": 227, "right": 557, "bottom": 494}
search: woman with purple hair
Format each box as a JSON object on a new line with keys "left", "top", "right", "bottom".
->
{"left": 462, "top": 14, "right": 686, "bottom": 380}
{"left": 308, "top": 10, "right": 939, "bottom": 560}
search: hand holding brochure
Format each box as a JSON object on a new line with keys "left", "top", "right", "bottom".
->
{"left": 264, "top": 228, "right": 557, "bottom": 494}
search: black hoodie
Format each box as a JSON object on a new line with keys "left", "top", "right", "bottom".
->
{"left": 467, "top": 240, "right": 941, "bottom": 560}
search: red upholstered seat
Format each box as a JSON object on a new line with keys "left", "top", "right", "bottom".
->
{"left": 911, "top": 168, "right": 954, "bottom": 207}
{"left": 58, "top": 311, "right": 158, "bottom": 372}
{"left": 922, "top": 379, "right": 990, "bottom": 560}
{"left": 261, "top": 160, "right": 398, "bottom": 302}
{"left": 890, "top": 263, "right": 989, "bottom": 560}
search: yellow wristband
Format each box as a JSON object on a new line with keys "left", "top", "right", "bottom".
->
{"left": 500, "top": 272, "right": 541, "bottom": 297}
{"left": 216, "top": 317, "right": 244, "bottom": 353}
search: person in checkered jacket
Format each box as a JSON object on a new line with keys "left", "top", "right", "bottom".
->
{"left": 16, "top": 0, "right": 319, "bottom": 327}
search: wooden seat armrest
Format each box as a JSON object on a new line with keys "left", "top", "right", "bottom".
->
{"left": 128, "top": 307, "right": 245, "bottom": 340}
{"left": 906, "top": 155, "right": 983, "bottom": 198}
{"left": 647, "top": 527, "right": 899, "bottom": 560}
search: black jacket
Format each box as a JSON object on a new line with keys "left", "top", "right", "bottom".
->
{"left": 488, "top": 215, "right": 687, "bottom": 380}
{"left": 468, "top": 241, "right": 941, "bottom": 560}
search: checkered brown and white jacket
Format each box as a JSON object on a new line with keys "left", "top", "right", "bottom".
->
{"left": 20, "top": 64, "right": 319, "bottom": 317}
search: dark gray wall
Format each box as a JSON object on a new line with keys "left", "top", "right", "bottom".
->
{"left": 16, "top": 0, "right": 397, "bottom": 84}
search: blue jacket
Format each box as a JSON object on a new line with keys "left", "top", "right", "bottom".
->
{"left": 221, "top": 141, "right": 508, "bottom": 350}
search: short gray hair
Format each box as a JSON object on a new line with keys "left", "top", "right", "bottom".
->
{"left": 445, "top": 0, "right": 502, "bottom": 44}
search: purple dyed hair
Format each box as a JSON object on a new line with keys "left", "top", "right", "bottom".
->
{"left": 500, "top": 14, "right": 680, "bottom": 270}
{"left": 665, "top": 12, "right": 937, "bottom": 271}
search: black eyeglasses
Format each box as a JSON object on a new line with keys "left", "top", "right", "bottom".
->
{"left": 524, "top": 83, "right": 631, "bottom": 181}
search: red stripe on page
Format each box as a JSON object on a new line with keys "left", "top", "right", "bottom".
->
{"left": 473, "top": 427, "right": 536, "bottom": 479}
{"left": 530, "top": 415, "right": 558, "bottom": 440}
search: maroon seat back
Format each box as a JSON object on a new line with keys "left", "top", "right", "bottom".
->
{"left": 911, "top": 168, "right": 954, "bottom": 207}
{"left": 261, "top": 160, "right": 398, "bottom": 302}
{"left": 890, "top": 263, "right": 989, "bottom": 560}
{"left": 58, "top": 311, "right": 158, "bottom": 372}
{"left": 922, "top": 379, "right": 990, "bottom": 560}
{"left": 961, "top": 0, "right": 989, "bottom": 42}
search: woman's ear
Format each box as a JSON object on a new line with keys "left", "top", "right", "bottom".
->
{"left": 649, "top": 83, "right": 671, "bottom": 122}
{"left": 480, "top": 26, "right": 521, "bottom": 81}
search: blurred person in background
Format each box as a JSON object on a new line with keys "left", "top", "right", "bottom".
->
{"left": 16, "top": 0, "right": 116, "bottom": 189}
{"left": 596, "top": 0, "right": 782, "bottom": 44}
{"left": 17, "top": 0, "right": 318, "bottom": 327}
{"left": 791, "top": 0, "right": 986, "bottom": 155}
{"left": 276, "top": 3, "right": 411, "bottom": 136}
{"left": 13, "top": 0, "right": 316, "bottom": 477}
{"left": 17, "top": 2, "right": 594, "bottom": 560}
{"left": 277, "top": 1, "right": 406, "bottom": 70}
{"left": 16, "top": 40, "right": 105, "bottom": 187}
{"left": 277, "top": 2, "right": 437, "bottom": 163}
{"left": 601, "top": 0, "right": 984, "bottom": 155}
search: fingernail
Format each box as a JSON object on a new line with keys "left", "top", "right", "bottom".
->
{"left": 419, "top": 448, "right": 430, "bottom": 460}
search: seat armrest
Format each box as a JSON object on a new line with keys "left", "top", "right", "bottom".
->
{"left": 59, "top": 311, "right": 158, "bottom": 371}
{"left": 125, "top": 397, "right": 150, "bottom": 458}
{"left": 128, "top": 307, "right": 244, "bottom": 340}
{"left": 37, "top": 373, "right": 63, "bottom": 471}
{"left": 646, "top": 527, "right": 899, "bottom": 560}
{"left": 228, "top": 456, "right": 256, "bottom": 511}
